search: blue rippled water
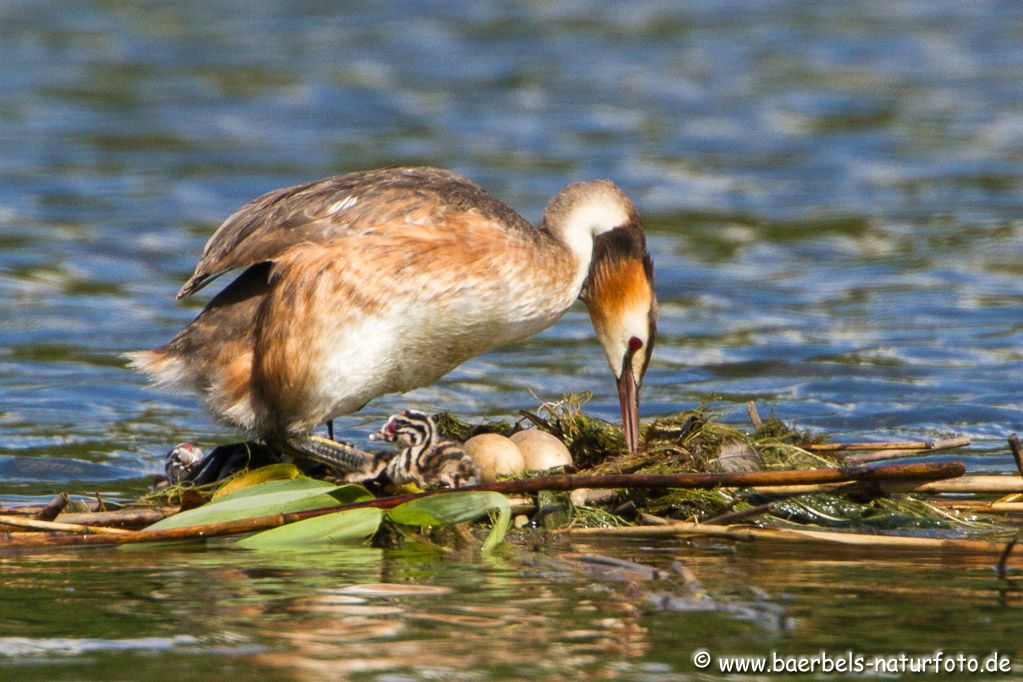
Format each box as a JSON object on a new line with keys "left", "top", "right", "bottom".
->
{"left": 2, "top": 2, "right": 1020, "bottom": 487}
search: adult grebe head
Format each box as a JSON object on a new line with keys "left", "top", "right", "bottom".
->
{"left": 542, "top": 180, "right": 657, "bottom": 453}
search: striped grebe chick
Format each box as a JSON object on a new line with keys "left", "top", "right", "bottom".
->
{"left": 127, "top": 167, "right": 656, "bottom": 471}
{"left": 365, "top": 410, "right": 479, "bottom": 488}
{"left": 163, "top": 443, "right": 205, "bottom": 484}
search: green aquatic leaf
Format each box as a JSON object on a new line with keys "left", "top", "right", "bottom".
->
{"left": 211, "top": 476, "right": 334, "bottom": 503}
{"left": 236, "top": 507, "right": 383, "bottom": 549}
{"left": 212, "top": 462, "right": 303, "bottom": 501}
{"left": 387, "top": 491, "right": 511, "bottom": 553}
{"left": 324, "top": 484, "right": 377, "bottom": 505}
{"left": 145, "top": 479, "right": 374, "bottom": 531}
{"left": 386, "top": 491, "right": 509, "bottom": 525}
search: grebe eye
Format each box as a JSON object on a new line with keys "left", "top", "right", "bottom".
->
{"left": 628, "top": 337, "right": 643, "bottom": 352}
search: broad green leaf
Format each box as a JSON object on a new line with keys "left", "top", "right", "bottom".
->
{"left": 145, "top": 478, "right": 373, "bottom": 531}
{"left": 211, "top": 476, "right": 333, "bottom": 504}
{"left": 212, "top": 462, "right": 303, "bottom": 501}
{"left": 324, "top": 483, "right": 377, "bottom": 505}
{"left": 386, "top": 491, "right": 505, "bottom": 525}
{"left": 387, "top": 491, "right": 511, "bottom": 553}
{"left": 236, "top": 507, "right": 383, "bottom": 549}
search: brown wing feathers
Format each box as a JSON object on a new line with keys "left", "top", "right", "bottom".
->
{"left": 176, "top": 167, "right": 535, "bottom": 300}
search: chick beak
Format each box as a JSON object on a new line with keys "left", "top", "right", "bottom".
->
{"left": 369, "top": 418, "right": 397, "bottom": 442}
{"left": 616, "top": 347, "right": 641, "bottom": 453}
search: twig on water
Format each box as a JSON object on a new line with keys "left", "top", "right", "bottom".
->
{"left": 59, "top": 507, "right": 182, "bottom": 529}
{"left": 749, "top": 474, "right": 1022, "bottom": 497}
{"left": 746, "top": 401, "right": 762, "bottom": 429}
{"left": 1008, "top": 434, "right": 1023, "bottom": 480}
{"left": 517, "top": 409, "right": 555, "bottom": 433}
{"left": 0, "top": 515, "right": 133, "bottom": 535}
{"left": 637, "top": 512, "right": 671, "bottom": 526}
{"left": 564, "top": 521, "right": 1022, "bottom": 558}
{"left": 998, "top": 537, "right": 1020, "bottom": 580}
{"left": 879, "top": 475, "right": 1021, "bottom": 495}
{"left": 704, "top": 502, "right": 774, "bottom": 525}
{"left": 930, "top": 499, "right": 1023, "bottom": 514}
{"left": 34, "top": 493, "right": 69, "bottom": 522}
{"left": 806, "top": 437, "right": 970, "bottom": 454}
{"left": 843, "top": 437, "right": 972, "bottom": 464}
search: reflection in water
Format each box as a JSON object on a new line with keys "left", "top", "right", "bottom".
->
{"left": 232, "top": 553, "right": 659, "bottom": 679}
{"left": 2, "top": 539, "right": 1022, "bottom": 678}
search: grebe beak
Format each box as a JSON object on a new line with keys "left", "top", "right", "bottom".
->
{"left": 616, "top": 338, "right": 642, "bottom": 453}
{"left": 582, "top": 236, "right": 656, "bottom": 454}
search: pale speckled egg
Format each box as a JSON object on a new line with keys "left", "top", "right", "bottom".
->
{"left": 464, "top": 433, "right": 525, "bottom": 482}
{"left": 510, "top": 429, "right": 573, "bottom": 471}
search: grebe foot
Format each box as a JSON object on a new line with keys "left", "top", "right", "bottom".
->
{"left": 187, "top": 441, "right": 283, "bottom": 484}
{"left": 284, "top": 433, "right": 375, "bottom": 473}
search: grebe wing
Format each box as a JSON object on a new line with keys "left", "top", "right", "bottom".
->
{"left": 177, "top": 167, "right": 533, "bottom": 299}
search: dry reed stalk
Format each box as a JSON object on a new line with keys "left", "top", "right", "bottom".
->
{"left": 0, "top": 516, "right": 289, "bottom": 548}
{"left": 0, "top": 505, "right": 63, "bottom": 516}
{"left": 0, "top": 506, "right": 181, "bottom": 528}
{"left": 843, "top": 437, "right": 972, "bottom": 464}
{"left": 989, "top": 502, "right": 1023, "bottom": 513}
{"left": 703, "top": 502, "right": 774, "bottom": 525}
{"left": 746, "top": 401, "right": 763, "bottom": 429}
{"left": 749, "top": 474, "right": 1023, "bottom": 496}
{"left": 806, "top": 437, "right": 970, "bottom": 453}
{"left": 746, "top": 482, "right": 851, "bottom": 495}
{"left": 563, "top": 521, "right": 1018, "bottom": 556}
{"left": 34, "top": 493, "right": 70, "bottom": 521}
{"left": 58, "top": 507, "right": 182, "bottom": 529}
{"left": 929, "top": 500, "right": 1023, "bottom": 513}
{"left": 1009, "top": 434, "right": 1023, "bottom": 479}
{"left": 929, "top": 500, "right": 999, "bottom": 511}
{"left": 880, "top": 475, "right": 1023, "bottom": 494}
{"left": 0, "top": 515, "right": 133, "bottom": 535}
{"left": 467, "top": 461, "right": 964, "bottom": 493}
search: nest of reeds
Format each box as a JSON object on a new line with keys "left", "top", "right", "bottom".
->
{"left": 432, "top": 393, "right": 996, "bottom": 533}
{"left": 3, "top": 393, "right": 1017, "bottom": 556}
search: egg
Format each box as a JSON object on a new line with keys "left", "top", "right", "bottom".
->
{"left": 464, "top": 433, "right": 525, "bottom": 482}
{"left": 510, "top": 429, "right": 573, "bottom": 471}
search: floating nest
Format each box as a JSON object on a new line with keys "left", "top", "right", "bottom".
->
{"left": 2, "top": 393, "right": 1018, "bottom": 555}
{"left": 431, "top": 393, "right": 997, "bottom": 534}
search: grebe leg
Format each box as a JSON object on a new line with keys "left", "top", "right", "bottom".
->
{"left": 281, "top": 433, "right": 375, "bottom": 473}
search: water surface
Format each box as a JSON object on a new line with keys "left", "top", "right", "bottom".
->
{"left": 3, "top": 537, "right": 1023, "bottom": 680}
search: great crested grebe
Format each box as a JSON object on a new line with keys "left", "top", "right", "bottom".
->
{"left": 128, "top": 167, "right": 656, "bottom": 470}
{"left": 366, "top": 409, "right": 479, "bottom": 488}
